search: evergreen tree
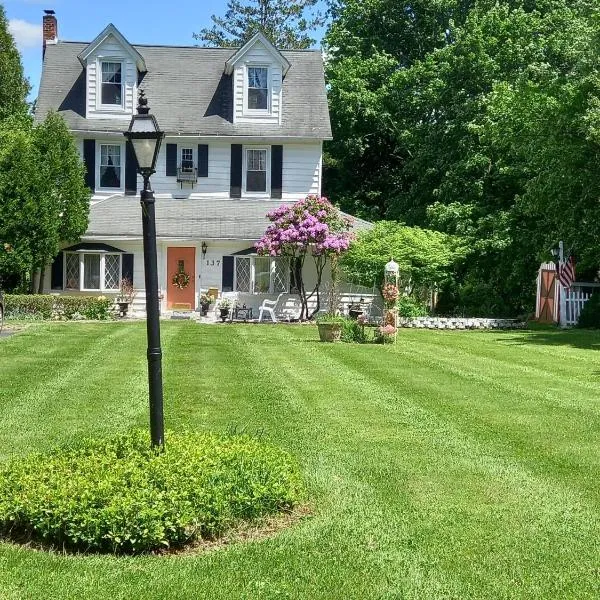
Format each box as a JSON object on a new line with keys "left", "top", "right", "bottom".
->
{"left": 0, "top": 4, "right": 29, "bottom": 122}
{"left": 194, "top": 0, "right": 325, "bottom": 49}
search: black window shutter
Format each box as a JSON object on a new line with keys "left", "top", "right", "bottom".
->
{"left": 83, "top": 139, "right": 95, "bottom": 190}
{"left": 166, "top": 144, "right": 177, "bottom": 177}
{"left": 222, "top": 256, "right": 234, "bottom": 292}
{"left": 122, "top": 254, "right": 134, "bottom": 282}
{"left": 230, "top": 144, "right": 242, "bottom": 198}
{"left": 271, "top": 145, "right": 283, "bottom": 199}
{"left": 50, "top": 252, "right": 64, "bottom": 290}
{"left": 125, "top": 141, "right": 137, "bottom": 195}
{"left": 198, "top": 144, "right": 209, "bottom": 177}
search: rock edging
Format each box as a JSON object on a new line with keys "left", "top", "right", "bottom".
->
{"left": 398, "top": 317, "right": 525, "bottom": 330}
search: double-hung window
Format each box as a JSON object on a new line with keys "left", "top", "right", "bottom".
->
{"left": 101, "top": 61, "right": 123, "bottom": 106}
{"left": 247, "top": 66, "right": 269, "bottom": 110}
{"left": 234, "top": 256, "right": 288, "bottom": 294}
{"left": 64, "top": 252, "right": 122, "bottom": 292}
{"left": 181, "top": 148, "right": 194, "bottom": 172}
{"left": 99, "top": 144, "right": 122, "bottom": 189}
{"left": 245, "top": 148, "right": 267, "bottom": 193}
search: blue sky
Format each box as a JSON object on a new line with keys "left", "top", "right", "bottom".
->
{"left": 4, "top": 0, "right": 328, "bottom": 100}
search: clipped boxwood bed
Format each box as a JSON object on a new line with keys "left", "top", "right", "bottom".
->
{"left": 0, "top": 430, "right": 304, "bottom": 554}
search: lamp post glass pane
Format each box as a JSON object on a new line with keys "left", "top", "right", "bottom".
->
{"left": 131, "top": 137, "right": 158, "bottom": 171}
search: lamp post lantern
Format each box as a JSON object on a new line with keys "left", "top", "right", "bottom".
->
{"left": 124, "top": 90, "right": 165, "bottom": 448}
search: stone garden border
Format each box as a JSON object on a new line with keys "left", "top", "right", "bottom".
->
{"left": 398, "top": 317, "right": 525, "bottom": 330}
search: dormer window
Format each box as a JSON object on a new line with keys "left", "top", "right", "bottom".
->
{"left": 101, "top": 61, "right": 123, "bottom": 106}
{"left": 247, "top": 67, "right": 269, "bottom": 111}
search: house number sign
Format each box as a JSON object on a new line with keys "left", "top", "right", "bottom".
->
{"left": 205, "top": 259, "right": 221, "bottom": 267}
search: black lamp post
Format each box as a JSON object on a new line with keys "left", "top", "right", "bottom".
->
{"left": 124, "top": 90, "right": 165, "bottom": 448}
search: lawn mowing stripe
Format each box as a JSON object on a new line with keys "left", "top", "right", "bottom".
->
{"left": 0, "top": 324, "right": 599, "bottom": 600}
{"left": 401, "top": 330, "right": 600, "bottom": 399}
{"left": 0, "top": 322, "right": 176, "bottom": 457}
{"left": 295, "top": 339, "right": 600, "bottom": 598}
{"left": 326, "top": 336, "right": 600, "bottom": 501}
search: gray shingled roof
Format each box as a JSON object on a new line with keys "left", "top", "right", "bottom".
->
{"left": 85, "top": 197, "right": 371, "bottom": 240}
{"left": 36, "top": 42, "right": 331, "bottom": 139}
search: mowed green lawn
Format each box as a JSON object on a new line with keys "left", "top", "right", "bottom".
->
{"left": 0, "top": 322, "right": 599, "bottom": 599}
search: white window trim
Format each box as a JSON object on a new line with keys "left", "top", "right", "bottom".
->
{"left": 64, "top": 252, "right": 122, "bottom": 292}
{"left": 96, "top": 58, "right": 126, "bottom": 112}
{"left": 243, "top": 64, "right": 271, "bottom": 115}
{"left": 243, "top": 146, "right": 270, "bottom": 196}
{"left": 233, "top": 256, "right": 288, "bottom": 294}
{"left": 180, "top": 146, "right": 195, "bottom": 171}
{"left": 96, "top": 141, "right": 125, "bottom": 193}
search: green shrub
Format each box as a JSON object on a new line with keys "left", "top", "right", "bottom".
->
{"left": 577, "top": 293, "right": 600, "bottom": 329}
{"left": 0, "top": 430, "right": 304, "bottom": 554}
{"left": 315, "top": 313, "right": 346, "bottom": 324}
{"left": 397, "top": 296, "right": 428, "bottom": 317}
{"left": 4, "top": 294, "right": 114, "bottom": 321}
{"left": 341, "top": 318, "right": 368, "bottom": 343}
{"left": 3, "top": 295, "right": 54, "bottom": 319}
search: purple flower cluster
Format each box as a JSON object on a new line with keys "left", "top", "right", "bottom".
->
{"left": 255, "top": 195, "right": 354, "bottom": 257}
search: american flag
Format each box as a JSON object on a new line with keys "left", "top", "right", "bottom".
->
{"left": 558, "top": 255, "right": 576, "bottom": 289}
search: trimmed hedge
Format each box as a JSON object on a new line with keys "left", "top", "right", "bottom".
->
{"left": 4, "top": 294, "right": 114, "bottom": 320}
{"left": 0, "top": 430, "right": 304, "bottom": 554}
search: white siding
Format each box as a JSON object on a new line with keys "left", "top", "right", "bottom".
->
{"left": 282, "top": 143, "right": 321, "bottom": 199}
{"left": 233, "top": 41, "right": 282, "bottom": 125}
{"left": 85, "top": 34, "right": 137, "bottom": 119}
{"left": 145, "top": 139, "right": 231, "bottom": 198}
{"left": 81, "top": 137, "right": 323, "bottom": 201}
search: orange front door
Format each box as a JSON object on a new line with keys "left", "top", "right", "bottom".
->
{"left": 167, "top": 247, "right": 196, "bottom": 309}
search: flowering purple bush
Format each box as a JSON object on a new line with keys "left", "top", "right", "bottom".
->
{"left": 256, "top": 195, "right": 353, "bottom": 320}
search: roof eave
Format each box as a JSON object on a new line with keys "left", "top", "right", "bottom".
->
{"left": 77, "top": 23, "right": 147, "bottom": 72}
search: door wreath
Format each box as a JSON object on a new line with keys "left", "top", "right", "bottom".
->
{"left": 172, "top": 269, "right": 190, "bottom": 290}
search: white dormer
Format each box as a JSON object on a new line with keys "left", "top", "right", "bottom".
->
{"left": 78, "top": 24, "right": 146, "bottom": 120}
{"left": 225, "top": 32, "right": 290, "bottom": 126}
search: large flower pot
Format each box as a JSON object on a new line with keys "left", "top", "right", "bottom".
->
{"left": 201, "top": 302, "right": 210, "bottom": 316}
{"left": 317, "top": 323, "right": 342, "bottom": 342}
{"left": 219, "top": 308, "right": 230, "bottom": 323}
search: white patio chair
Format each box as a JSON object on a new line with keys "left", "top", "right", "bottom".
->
{"left": 258, "top": 293, "right": 285, "bottom": 323}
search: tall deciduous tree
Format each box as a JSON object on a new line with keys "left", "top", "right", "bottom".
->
{"left": 194, "top": 0, "right": 325, "bottom": 49}
{"left": 0, "top": 113, "right": 90, "bottom": 292}
{"left": 325, "top": 0, "right": 600, "bottom": 316}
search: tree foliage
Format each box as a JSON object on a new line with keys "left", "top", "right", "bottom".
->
{"left": 340, "top": 221, "right": 465, "bottom": 295}
{"left": 194, "top": 0, "right": 325, "bottom": 49}
{"left": 256, "top": 195, "right": 352, "bottom": 319}
{"left": 325, "top": 0, "right": 600, "bottom": 316}
{"left": 0, "top": 113, "right": 90, "bottom": 291}
{"left": 0, "top": 4, "right": 29, "bottom": 122}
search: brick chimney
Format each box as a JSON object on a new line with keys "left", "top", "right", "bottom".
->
{"left": 43, "top": 10, "right": 58, "bottom": 58}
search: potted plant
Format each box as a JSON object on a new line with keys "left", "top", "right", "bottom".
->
{"left": 116, "top": 277, "right": 136, "bottom": 318}
{"left": 315, "top": 313, "right": 345, "bottom": 342}
{"left": 217, "top": 298, "right": 234, "bottom": 322}
{"left": 199, "top": 293, "right": 212, "bottom": 316}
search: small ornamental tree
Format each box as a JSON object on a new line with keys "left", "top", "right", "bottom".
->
{"left": 256, "top": 195, "right": 353, "bottom": 320}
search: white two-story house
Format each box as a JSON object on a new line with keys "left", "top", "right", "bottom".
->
{"left": 36, "top": 12, "right": 369, "bottom": 316}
